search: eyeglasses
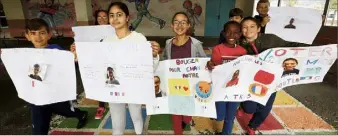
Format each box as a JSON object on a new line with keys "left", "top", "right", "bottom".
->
{"left": 173, "top": 20, "right": 188, "bottom": 26}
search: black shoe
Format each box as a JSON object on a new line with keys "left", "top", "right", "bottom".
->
{"left": 215, "top": 132, "right": 222, "bottom": 135}
{"left": 182, "top": 121, "right": 187, "bottom": 130}
{"left": 76, "top": 111, "right": 88, "bottom": 129}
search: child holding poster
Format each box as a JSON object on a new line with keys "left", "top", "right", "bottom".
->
{"left": 70, "top": 2, "right": 160, "bottom": 135}
{"left": 93, "top": 9, "right": 109, "bottom": 120}
{"left": 239, "top": 16, "right": 313, "bottom": 135}
{"left": 0, "top": 18, "right": 88, "bottom": 135}
{"left": 161, "top": 12, "right": 207, "bottom": 135}
{"left": 254, "top": 0, "right": 271, "bottom": 34}
{"left": 207, "top": 21, "right": 247, "bottom": 135}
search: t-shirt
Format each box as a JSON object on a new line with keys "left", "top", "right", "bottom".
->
{"left": 211, "top": 43, "right": 247, "bottom": 65}
{"left": 282, "top": 69, "right": 300, "bottom": 77}
{"left": 171, "top": 37, "right": 192, "bottom": 59}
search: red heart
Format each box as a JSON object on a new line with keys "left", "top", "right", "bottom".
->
{"left": 183, "top": 86, "right": 189, "bottom": 91}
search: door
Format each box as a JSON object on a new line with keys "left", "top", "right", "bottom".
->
{"left": 204, "top": 0, "right": 236, "bottom": 36}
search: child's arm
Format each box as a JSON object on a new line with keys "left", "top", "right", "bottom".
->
{"left": 196, "top": 42, "right": 207, "bottom": 57}
{"left": 261, "top": 34, "right": 312, "bottom": 51}
{"left": 211, "top": 46, "right": 222, "bottom": 66}
{"left": 150, "top": 41, "right": 160, "bottom": 71}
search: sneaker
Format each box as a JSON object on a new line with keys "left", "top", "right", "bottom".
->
{"left": 76, "top": 111, "right": 88, "bottom": 129}
{"left": 95, "top": 107, "right": 105, "bottom": 119}
{"left": 182, "top": 121, "right": 187, "bottom": 129}
{"left": 246, "top": 127, "right": 255, "bottom": 135}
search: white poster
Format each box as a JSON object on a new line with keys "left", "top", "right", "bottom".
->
{"left": 266, "top": 7, "right": 322, "bottom": 44}
{"left": 1, "top": 48, "right": 76, "bottom": 105}
{"left": 72, "top": 25, "right": 115, "bottom": 42}
{"left": 212, "top": 55, "right": 283, "bottom": 105}
{"left": 146, "top": 58, "right": 216, "bottom": 118}
{"left": 258, "top": 44, "right": 337, "bottom": 89}
{"left": 75, "top": 41, "right": 155, "bottom": 104}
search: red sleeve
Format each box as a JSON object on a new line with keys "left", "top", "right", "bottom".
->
{"left": 211, "top": 46, "right": 222, "bottom": 66}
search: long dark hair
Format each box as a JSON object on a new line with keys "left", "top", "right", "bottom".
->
{"left": 94, "top": 10, "right": 108, "bottom": 25}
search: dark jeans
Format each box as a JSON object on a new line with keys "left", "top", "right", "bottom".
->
{"left": 31, "top": 101, "right": 85, "bottom": 135}
{"left": 241, "top": 92, "right": 277, "bottom": 129}
{"left": 215, "top": 102, "right": 239, "bottom": 135}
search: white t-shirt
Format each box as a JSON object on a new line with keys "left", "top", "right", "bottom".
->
{"left": 102, "top": 31, "right": 159, "bottom": 71}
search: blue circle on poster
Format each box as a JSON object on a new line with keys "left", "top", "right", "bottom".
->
{"left": 195, "top": 81, "right": 212, "bottom": 99}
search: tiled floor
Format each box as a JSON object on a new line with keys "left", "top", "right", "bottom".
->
{"left": 49, "top": 91, "right": 337, "bottom": 135}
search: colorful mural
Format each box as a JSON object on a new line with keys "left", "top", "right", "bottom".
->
{"left": 22, "top": 0, "right": 76, "bottom": 28}
{"left": 91, "top": 0, "right": 205, "bottom": 36}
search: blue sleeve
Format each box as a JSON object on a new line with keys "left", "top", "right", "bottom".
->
{"left": 46, "top": 44, "right": 64, "bottom": 50}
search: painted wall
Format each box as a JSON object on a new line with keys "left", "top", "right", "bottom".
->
{"left": 91, "top": 0, "right": 205, "bottom": 36}
{"left": 21, "top": 0, "right": 77, "bottom": 28}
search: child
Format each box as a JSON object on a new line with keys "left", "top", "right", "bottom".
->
{"left": 92, "top": 10, "right": 109, "bottom": 119}
{"left": 219, "top": 8, "right": 244, "bottom": 44}
{"left": 239, "top": 16, "right": 313, "bottom": 135}
{"left": 254, "top": 0, "right": 270, "bottom": 34}
{"left": 162, "top": 11, "right": 207, "bottom": 135}
{"left": 70, "top": 2, "right": 159, "bottom": 135}
{"left": 20, "top": 18, "right": 87, "bottom": 135}
{"left": 207, "top": 21, "right": 247, "bottom": 135}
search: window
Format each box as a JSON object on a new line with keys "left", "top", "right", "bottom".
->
{"left": 253, "top": 0, "right": 279, "bottom": 16}
{"left": 0, "top": 0, "right": 8, "bottom": 28}
{"left": 280, "top": 0, "right": 326, "bottom": 14}
{"left": 325, "top": 0, "right": 337, "bottom": 26}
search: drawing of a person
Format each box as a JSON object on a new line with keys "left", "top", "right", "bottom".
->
{"left": 282, "top": 58, "right": 299, "bottom": 77}
{"left": 38, "top": 0, "right": 58, "bottom": 28}
{"left": 284, "top": 18, "right": 296, "bottom": 29}
{"left": 106, "top": 67, "right": 120, "bottom": 85}
{"left": 226, "top": 70, "right": 239, "bottom": 87}
{"left": 127, "top": 0, "right": 166, "bottom": 30}
{"left": 29, "top": 64, "right": 42, "bottom": 81}
{"left": 154, "top": 76, "right": 166, "bottom": 98}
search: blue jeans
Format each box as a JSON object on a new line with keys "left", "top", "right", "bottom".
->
{"left": 215, "top": 102, "right": 239, "bottom": 135}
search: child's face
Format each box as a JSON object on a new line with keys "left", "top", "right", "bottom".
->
{"left": 222, "top": 24, "right": 241, "bottom": 45}
{"left": 97, "top": 11, "right": 108, "bottom": 25}
{"left": 25, "top": 27, "right": 51, "bottom": 48}
{"left": 256, "top": 2, "right": 269, "bottom": 16}
{"left": 171, "top": 14, "right": 191, "bottom": 36}
{"left": 230, "top": 16, "right": 242, "bottom": 23}
{"left": 241, "top": 20, "right": 260, "bottom": 40}
{"left": 109, "top": 6, "right": 129, "bottom": 30}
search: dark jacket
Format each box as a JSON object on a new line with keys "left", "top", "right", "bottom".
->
{"left": 241, "top": 34, "right": 312, "bottom": 55}
{"left": 254, "top": 15, "right": 266, "bottom": 33}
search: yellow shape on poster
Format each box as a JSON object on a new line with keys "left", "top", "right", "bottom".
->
{"left": 168, "top": 78, "right": 191, "bottom": 96}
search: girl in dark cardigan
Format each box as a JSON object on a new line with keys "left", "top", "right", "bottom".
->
{"left": 238, "top": 16, "right": 313, "bottom": 135}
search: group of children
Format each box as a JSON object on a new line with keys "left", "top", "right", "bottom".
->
{"left": 1, "top": 0, "right": 318, "bottom": 135}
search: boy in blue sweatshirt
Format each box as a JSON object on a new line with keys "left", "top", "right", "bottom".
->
{"left": 16, "top": 18, "right": 87, "bottom": 135}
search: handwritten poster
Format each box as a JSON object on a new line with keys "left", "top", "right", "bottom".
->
{"left": 212, "top": 55, "right": 283, "bottom": 105}
{"left": 72, "top": 25, "right": 115, "bottom": 42}
{"left": 1, "top": 48, "right": 76, "bottom": 105}
{"left": 266, "top": 7, "right": 322, "bottom": 44}
{"left": 75, "top": 41, "right": 155, "bottom": 104}
{"left": 258, "top": 44, "right": 337, "bottom": 90}
{"left": 146, "top": 58, "right": 216, "bottom": 118}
